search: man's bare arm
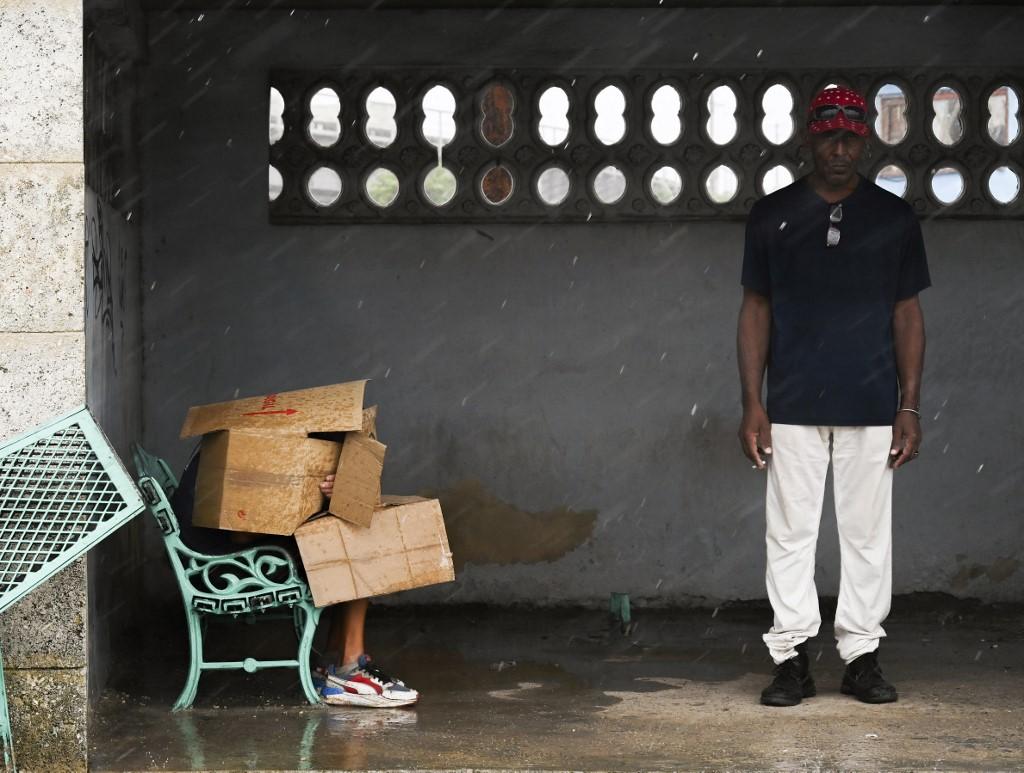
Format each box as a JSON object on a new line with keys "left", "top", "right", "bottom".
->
{"left": 737, "top": 288, "right": 773, "bottom": 468}
{"left": 890, "top": 294, "right": 925, "bottom": 468}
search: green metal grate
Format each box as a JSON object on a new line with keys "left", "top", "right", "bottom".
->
{"left": 0, "top": 406, "right": 145, "bottom": 770}
{"left": 0, "top": 406, "right": 144, "bottom": 614}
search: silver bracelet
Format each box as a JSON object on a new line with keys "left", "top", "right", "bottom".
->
{"left": 898, "top": 407, "right": 921, "bottom": 416}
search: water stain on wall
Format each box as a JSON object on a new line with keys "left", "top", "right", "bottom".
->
{"left": 422, "top": 479, "right": 597, "bottom": 570}
{"left": 950, "top": 554, "right": 1020, "bottom": 590}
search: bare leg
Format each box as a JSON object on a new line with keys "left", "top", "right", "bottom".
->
{"left": 325, "top": 599, "right": 370, "bottom": 667}
{"left": 319, "top": 598, "right": 419, "bottom": 707}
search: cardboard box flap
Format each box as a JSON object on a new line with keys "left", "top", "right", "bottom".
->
{"left": 380, "top": 495, "right": 426, "bottom": 507}
{"left": 362, "top": 405, "right": 378, "bottom": 439}
{"left": 180, "top": 380, "right": 367, "bottom": 438}
{"left": 328, "top": 433, "right": 386, "bottom": 527}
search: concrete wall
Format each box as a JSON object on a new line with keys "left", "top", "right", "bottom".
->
{"left": 0, "top": 0, "right": 89, "bottom": 768}
{"left": 139, "top": 6, "right": 1024, "bottom": 609}
{"left": 84, "top": 186, "right": 145, "bottom": 702}
{"left": 83, "top": 0, "right": 146, "bottom": 706}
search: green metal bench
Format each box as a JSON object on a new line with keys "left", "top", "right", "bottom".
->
{"left": 131, "top": 443, "right": 179, "bottom": 497}
{"left": 132, "top": 444, "right": 323, "bottom": 710}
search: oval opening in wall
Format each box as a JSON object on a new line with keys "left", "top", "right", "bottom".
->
{"left": 307, "top": 167, "right": 342, "bottom": 207}
{"left": 537, "top": 166, "right": 571, "bottom": 206}
{"left": 365, "top": 167, "right": 400, "bottom": 208}
{"left": 309, "top": 87, "right": 341, "bottom": 147}
{"left": 593, "top": 165, "right": 627, "bottom": 204}
{"left": 705, "top": 164, "right": 739, "bottom": 203}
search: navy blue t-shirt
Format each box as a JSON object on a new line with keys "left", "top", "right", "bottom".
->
{"left": 741, "top": 175, "right": 931, "bottom": 426}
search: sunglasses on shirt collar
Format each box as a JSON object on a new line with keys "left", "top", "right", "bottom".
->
{"left": 826, "top": 203, "right": 843, "bottom": 248}
{"left": 810, "top": 104, "right": 867, "bottom": 122}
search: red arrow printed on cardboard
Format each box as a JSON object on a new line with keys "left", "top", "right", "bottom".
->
{"left": 241, "top": 409, "right": 299, "bottom": 416}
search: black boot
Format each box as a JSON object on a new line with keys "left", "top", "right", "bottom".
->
{"left": 760, "top": 643, "right": 816, "bottom": 707}
{"left": 841, "top": 650, "right": 898, "bottom": 704}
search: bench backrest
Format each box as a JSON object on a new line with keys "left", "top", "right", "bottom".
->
{"left": 133, "top": 444, "right": 310, "bottom": 614}
{"left": 132, "top": 443, "right": 179, "bottom": 498}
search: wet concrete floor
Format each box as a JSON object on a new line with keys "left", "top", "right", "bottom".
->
{"left": 92, "top": 598, "right": 1024, "bottom": 771}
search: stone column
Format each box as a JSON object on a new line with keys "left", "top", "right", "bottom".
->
{"left": 0, "top": 0, "right": 89, "bottom": 769}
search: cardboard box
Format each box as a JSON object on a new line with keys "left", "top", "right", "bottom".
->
{"left": 327, "top": 431, "right": 386, "bottom": 527}
{"left": 193, "top": 430, "right": 341, "bottom": 535}
{"left": 181, "top": 381, "right": 374, "bottom": 535}
{"left": 294, "top": 496, "right": 455, "bottom": 607}
{"left": 181, "top": 381, "right": 367, "bottom": 437}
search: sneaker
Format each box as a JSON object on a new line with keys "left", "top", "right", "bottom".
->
{"left": 760, "top": 643, "right": 816, "bottom": 707}
{"left": 841, "top": 650, "right": 898, "bottom": 704}
{"left": 321, "top": 655, "right": 419, "bottom": 708}
{"left": 311, "top": 666, "right": 328, "bottom": 692}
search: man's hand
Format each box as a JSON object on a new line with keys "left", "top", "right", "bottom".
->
{"left": 319, "top": 474, "right": 335, "bottom": 498}
{"left": 739, "top": 405, "right": 773, "bottom": 470}
{"left": 889, "top": 412, "right": 921, "bottom": 468}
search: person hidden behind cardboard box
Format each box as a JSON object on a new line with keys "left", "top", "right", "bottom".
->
{"left": 173, "top": 380, "right": 456, "bottom": 708}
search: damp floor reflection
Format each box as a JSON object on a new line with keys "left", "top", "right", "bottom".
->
{"left": 92, "top": 601, "right": 1024, "bottom": 770}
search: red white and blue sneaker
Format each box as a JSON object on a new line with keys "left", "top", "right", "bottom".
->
{"left": 320, "top": 655, "right": 419, "bottom": 708}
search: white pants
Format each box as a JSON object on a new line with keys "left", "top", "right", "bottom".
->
{"left": 763, "top": 424, "right": 893, "bottom": 665}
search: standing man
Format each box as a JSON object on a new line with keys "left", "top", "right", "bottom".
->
{"left": 736, "top": 86, "right": 930, "bottom": 707}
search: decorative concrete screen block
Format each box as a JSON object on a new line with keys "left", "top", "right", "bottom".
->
{"left": 0, "top": 0, "right": 83, "bottom": 164}
{"left": 0, "top": 164, "right": 85, "bottom": 332}
{"left": 269, "top": 68, "right": 1024, "bottom": 222}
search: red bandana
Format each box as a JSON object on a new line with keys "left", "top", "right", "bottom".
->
{"left": 807, "top": 86, "right": 869, "bottom": 137}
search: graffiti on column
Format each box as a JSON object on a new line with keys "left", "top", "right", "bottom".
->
{"left": 85, "top": 190, "right": 131, "bottom": 376}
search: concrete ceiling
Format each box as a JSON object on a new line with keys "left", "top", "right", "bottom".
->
{"left": 138, "top": 0, "right": 1018, "bottom": 10}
